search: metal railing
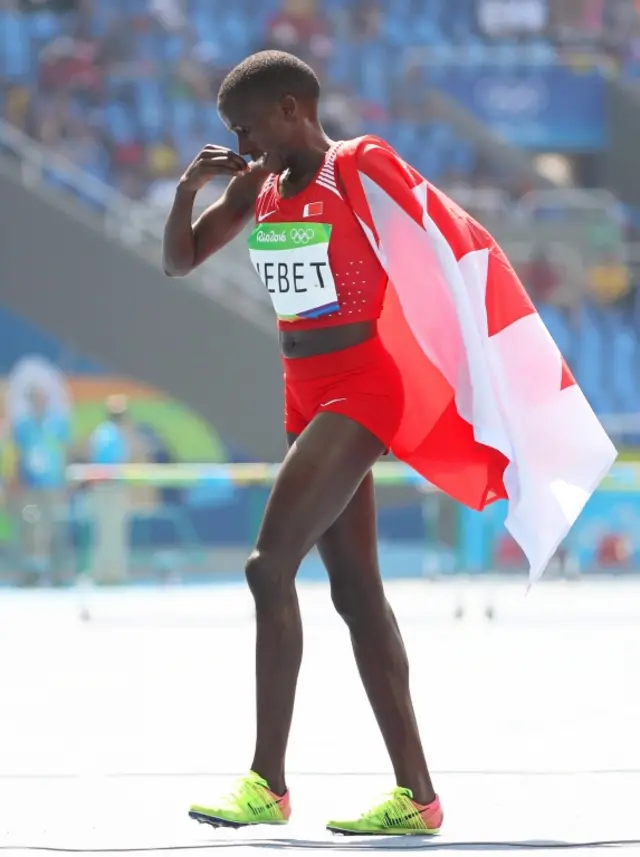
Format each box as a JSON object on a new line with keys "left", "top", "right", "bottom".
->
{"left": 0, "top": 119, "right": 275, "bottom": 334}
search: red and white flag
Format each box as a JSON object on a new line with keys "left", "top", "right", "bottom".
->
{"left": 338, "top": 137, "right": 617, "bottom": 582}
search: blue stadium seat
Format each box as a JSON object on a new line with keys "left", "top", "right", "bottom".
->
{"left": 136, "top": 32, "right": 164, "bottom": 63}
{"left": 520, "top": 40, "right": 556, "bottom": 67}
{"left": 190, "top": 10, "right": 217, "bottom": 46}
{"left": 135, "top": 80, "right": 166, "bottom": 140}
{"left": 90, "top": 0, "right": 115, "bottom": 34}
{"left": 0, "top": 11, "right": 32, "bottom": 81}
{"left": 490, "top": 42, "right": 522, "bottom": 69}
{"left": 357, "top": 43, "right": 392, "bottom": 102}
{"left": 538, "top": 303, "right": 572, "bottom": 359}
{"left": 448, "top": 139, "right": 476, "bottom": 173}
{"left": 611, "top": 327, "right": 638, "bottom": 411}
{"left": 25, "top": 10, "right": 61, "bottom": 42}
{"left": 363, "top": 118, "right": 388, "bottom": 140}
{"left": 428, "top": 122, "right": 456, "bottom": 148}
{"left": 163, "top": 34, "right": 187, "bottom": 62}
{"left": 441, "top": 0, "right": 475, "bottom": 34}
{"left": 217, "top": 8, "right": 253, "bottom": 53}
{"left": 378, "top": 0, "right": 412, "bottom": 45}
{"left": 104, "top": 102, "right": 136, "bottom": 144}
{"left": 386, "top": 121, "right": 418, "bottom": 159}
{"left": 423, "top": 43, "right": 457, "bottom": 79}
{"left": 418, "top": 147, "right": 446, "bottom": 180}
{"left": 573, "top": 307, "right": 607, "bottom": 408}
{"left": 411, "top": 15, "right": 444, "bottom": 46}
{"left": 125, "top": 0, "right": 147, "bottom": 16}
{"left": 171, "top": 99, "right": 197, "bottom": 139}
{"left": 201, "top": 104, "right": 235, "bottom": 148}
{"left": 465, "top": 42, "right": 490, "bottom": 67}
{"left": 624, "top": 60, "right": 640, "bottom": 80}
{"left": 326, "top": 39, "right": 354, "bottom": 86}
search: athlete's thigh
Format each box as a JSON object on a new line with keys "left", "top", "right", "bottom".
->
{"left": 255, "top": 412, "right": 384, "bottom": 562}
{"left": 316, "top": 471, "right": 384, "bottom": 594}
{"left": 284, "top": 432, "right": 383, "bottom": 591}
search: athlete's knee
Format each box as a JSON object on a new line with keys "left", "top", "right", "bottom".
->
{"left": 330, "top": 577, "right": 387, "bottom": 628}
{"left": 245, "top": 548, "right": 298, "bottom": 607}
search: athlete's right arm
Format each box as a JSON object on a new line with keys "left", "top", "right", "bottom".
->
{"left": 162, "top": 146, "right": 269, "bottom": 278}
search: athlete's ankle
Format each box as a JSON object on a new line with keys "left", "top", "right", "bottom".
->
{"left": 403, "top": 782, "right": 437, "bottom": 807}
{"left": 251, "top": 766, "right": 287, "bottom": 797}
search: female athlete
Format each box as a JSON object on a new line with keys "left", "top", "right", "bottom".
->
{"left": 162, "top": 50, "right": 443, "bottom": 837}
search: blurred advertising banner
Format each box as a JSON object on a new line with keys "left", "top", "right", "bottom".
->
{"left": 477, "top": 0, "right": 549, "bottom": 38}
{"left": 478, "top": 0, "right": 605, "bottom": 40}
{"left": 434, "top": 65, "right": 606, "bottom": 150}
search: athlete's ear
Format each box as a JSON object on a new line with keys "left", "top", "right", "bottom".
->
{"left": 280, "top": 95, "right": 297, "bottom": 120}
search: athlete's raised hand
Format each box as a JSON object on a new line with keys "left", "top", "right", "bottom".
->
{"left": 164, "top": 145, "right": 272, "bottom": 277}
{"left": 179, "top": 145, "right": 248, "bottom": 191}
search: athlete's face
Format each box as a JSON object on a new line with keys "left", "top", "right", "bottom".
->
{"left": 219, "top": 95, "right": 302, "bottom": 173}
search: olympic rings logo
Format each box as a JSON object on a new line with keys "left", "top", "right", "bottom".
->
{"left": 289, "top": 228, "right": 315, "bottom": 245}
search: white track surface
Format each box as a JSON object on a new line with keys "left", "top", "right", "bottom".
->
{"left": 1, "top": 578, "right": 639, "bottom": 855}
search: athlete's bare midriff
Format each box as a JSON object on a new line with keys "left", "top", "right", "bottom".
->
{"left": 279, "top": 320, "right": 376, "bottom": 359}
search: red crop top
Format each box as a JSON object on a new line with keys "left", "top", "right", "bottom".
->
{"left": 249, "top": 142, "right": 387, "bottom": 331}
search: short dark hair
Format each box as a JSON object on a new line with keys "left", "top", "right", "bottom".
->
{"left": 217, "top": 51, "right": 320, "bottom": 109}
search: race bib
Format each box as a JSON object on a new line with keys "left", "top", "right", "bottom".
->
{"left": 248, "top": 222, "right": 340, "bottom": 321}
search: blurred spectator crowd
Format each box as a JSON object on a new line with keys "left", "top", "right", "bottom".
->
{"left": 1, "top": 0, "right": 640, "bottom": 202}
{"left": 2, "top": 0, "right": 640, "bottom": 416}
{"left": 3, "top": 0, "right": 640, "bottom": 578}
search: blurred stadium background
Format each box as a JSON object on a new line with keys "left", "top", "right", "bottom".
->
{"left": 1, "top": 0, "right": 639, "bottom": 587}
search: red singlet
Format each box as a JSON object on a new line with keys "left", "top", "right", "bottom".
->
{"left": 251, "top": 143, "right": 386, "bottom": 330}
{"left": 248, "top": 140, "right": 404, "bottom": 446}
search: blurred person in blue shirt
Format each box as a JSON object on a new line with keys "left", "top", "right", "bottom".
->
{"left": 88, "top": 395, "right": 141, "bottom": 585}
{"left": 12, "top": 385, "right": 71, "bottom": 586}
{"left": 0, "top": 417, "right": 17, "bottom": 565}
{"left": 89, "top": 394, "right": 131, "bottom": 465}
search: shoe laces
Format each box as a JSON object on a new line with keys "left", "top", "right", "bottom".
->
{"left": 221, "top": 774, "right": 267, "bottom": 809}
{"left": 360, "top": 787, "right": 415, "bottom": 823}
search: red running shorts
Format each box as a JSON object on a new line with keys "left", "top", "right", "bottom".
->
{"left": 283, "top": 335, "right": 404, "bottom": 448}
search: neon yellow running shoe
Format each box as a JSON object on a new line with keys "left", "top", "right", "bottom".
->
{"left": 327, "top": 787, "right": 443, "bottom": 836}
{"left": 189, "top": 771, "right": 291, "bottom": 829}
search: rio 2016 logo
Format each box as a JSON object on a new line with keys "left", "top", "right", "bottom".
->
{"left": 256, "top": 231, "right": 286, "bottom": 243}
